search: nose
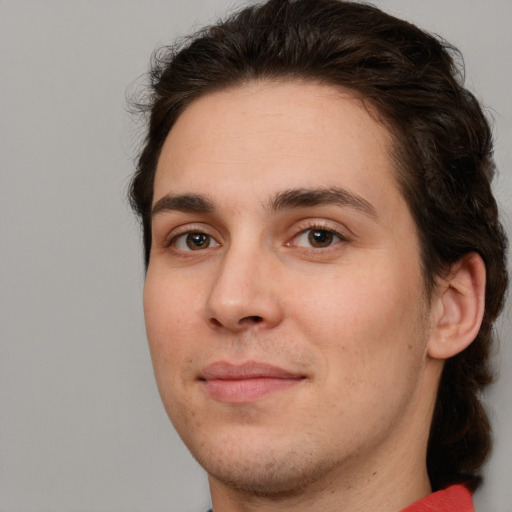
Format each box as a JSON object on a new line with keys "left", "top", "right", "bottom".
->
{"left": 205, "top": 244, "right": 284, "bottom": 332}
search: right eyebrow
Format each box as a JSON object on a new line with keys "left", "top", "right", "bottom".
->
{"left": 151, "top": 193, "right": 214, "bottom": 217}
{"left": 268, "top": 186, "right": 378, "bottom": 220}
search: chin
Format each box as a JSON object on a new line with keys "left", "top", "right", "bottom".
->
{"left": 187, "top": 432, "right": 340, "bottom": 498}
{"left": 206, "top": 457, "right": 331, "bottom": 498}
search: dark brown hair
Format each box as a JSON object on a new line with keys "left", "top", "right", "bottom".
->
{"left": 129, "top": 0, "right": 508, "bottom": 491}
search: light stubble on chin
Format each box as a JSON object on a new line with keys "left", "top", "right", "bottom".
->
{"left": 203, "top": 437, "right": 346, "bottom": 500}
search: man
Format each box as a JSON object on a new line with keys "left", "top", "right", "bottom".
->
{"left": 129, "top": 0, "right": 508, "bottom": 510}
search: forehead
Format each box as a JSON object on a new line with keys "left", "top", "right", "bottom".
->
{"left": 153, "top": 80, "right": 402, "bottom": 218}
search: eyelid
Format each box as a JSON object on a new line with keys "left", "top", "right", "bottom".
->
{"left": 291, "top": 219, "right": 349, "bottom": 238}
{"left": 285, "top": 220, "right": 349, "bottom": 250}
{"left": 294, "top": 229, "right": 343, "bottom": 247}
{"left": 164, "top": 223, "right": 222, "bottom": 248}
{"left": 172, "top": 232, "right": 221, "bottom": 252}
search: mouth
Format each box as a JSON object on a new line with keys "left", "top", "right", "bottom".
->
{"left": 198, "top": 361, "right": 306, "bottom": 403}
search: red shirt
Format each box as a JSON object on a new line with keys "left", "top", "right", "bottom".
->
{"left": 400, "top": 484, "right": 474, "bottom": 512}
{"left": 206, "top": 484, "right": 474, "bottom": 512}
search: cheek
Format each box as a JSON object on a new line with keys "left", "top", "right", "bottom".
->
{"left": 143, "top": 272, "right": 201, "bottom": 384}
{"left": 291, "top": 271, "right": 428, "bottom": 439}
{"left": 143, "top": 280, "right": 201, "bottom": 427}
{"left": 144, "top": 266, "right": 202, "bottom": 333}
{"left": 291, "top": 263, "right": 427, "bottom": 375}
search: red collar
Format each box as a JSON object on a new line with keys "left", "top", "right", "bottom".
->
{"left": 400, "top": 484, "right": 474, "bottom": 512}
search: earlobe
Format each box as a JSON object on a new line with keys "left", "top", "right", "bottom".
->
{"left": 427, "top": 253, "right": 486, "bottom": 360}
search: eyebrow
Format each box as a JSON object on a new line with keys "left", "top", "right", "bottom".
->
{"left": 268, "top": 187, "right": 378, "bottom": 219}
{"left": 151, "top": 186, "right": 377, "bottom": 220}
{"left": 151, "top": 193, "right": 214, "bottom": 217}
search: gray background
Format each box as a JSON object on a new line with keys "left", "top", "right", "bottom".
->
{"left": 1, "top": 1, "right": 510, "bottom": 511}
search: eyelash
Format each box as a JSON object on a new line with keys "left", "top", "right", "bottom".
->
{"left": 166, "top": 225, "right": 221, "bottom": 253}
{"left": 165, "top": 222, "right": 347, "bottom": 254}
{"left": 287, "top": 223, "right": 347, "bottom": 251}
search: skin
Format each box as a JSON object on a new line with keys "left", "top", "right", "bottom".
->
{"left": 144, "top": 81, "right": 450, "bottom": 512}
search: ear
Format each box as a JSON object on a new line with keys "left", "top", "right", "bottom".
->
{"left": 427, "top": 252, "right": 486, "bottom": 360}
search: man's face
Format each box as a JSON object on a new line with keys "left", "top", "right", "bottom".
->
{"left": 144, "top": 81, "right": 439, "bottom": 496}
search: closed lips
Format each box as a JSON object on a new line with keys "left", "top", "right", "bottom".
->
{"left": 199, "top": 361, "right": 306, "bottom": 403}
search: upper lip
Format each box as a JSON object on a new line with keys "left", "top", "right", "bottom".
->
{"left": 199, "top": 361, "right": 304, "bottom": 381}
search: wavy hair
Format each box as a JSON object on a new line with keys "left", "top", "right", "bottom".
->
{"left": 129, "top": 0, "right": 508, "bottom": 490}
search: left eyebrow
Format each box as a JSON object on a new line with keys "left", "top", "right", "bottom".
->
{"left": 267, "top": 187, "right": 378, "bottom": 219}
{"left": 151, "top": 193, "right": 214, "bottom": 218}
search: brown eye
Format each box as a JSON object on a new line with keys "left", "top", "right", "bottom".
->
{"left": 186, "top": 233, "right": 210, "bottom": 250}
{"left": 172, "top": 232, "right": 220, "bottom": 252}
{"left": 292, "top": 227, "right": 344, "bottom": 249}
{"left": 308, "top": 229, "right": 334, "bottom": 248}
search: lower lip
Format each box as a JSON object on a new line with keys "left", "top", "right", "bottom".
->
{"left": 202, "top": 377, "right": 302, "bottom": 403}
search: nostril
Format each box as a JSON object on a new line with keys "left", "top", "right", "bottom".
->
{"left": 208, "top": 315, "right": 264, "bottom": 329}
{"left": 242, "top": 315, "right": 263, "bottom": 323}
{"left": 209, "top": 318, "right": 223, "bottom": 328}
